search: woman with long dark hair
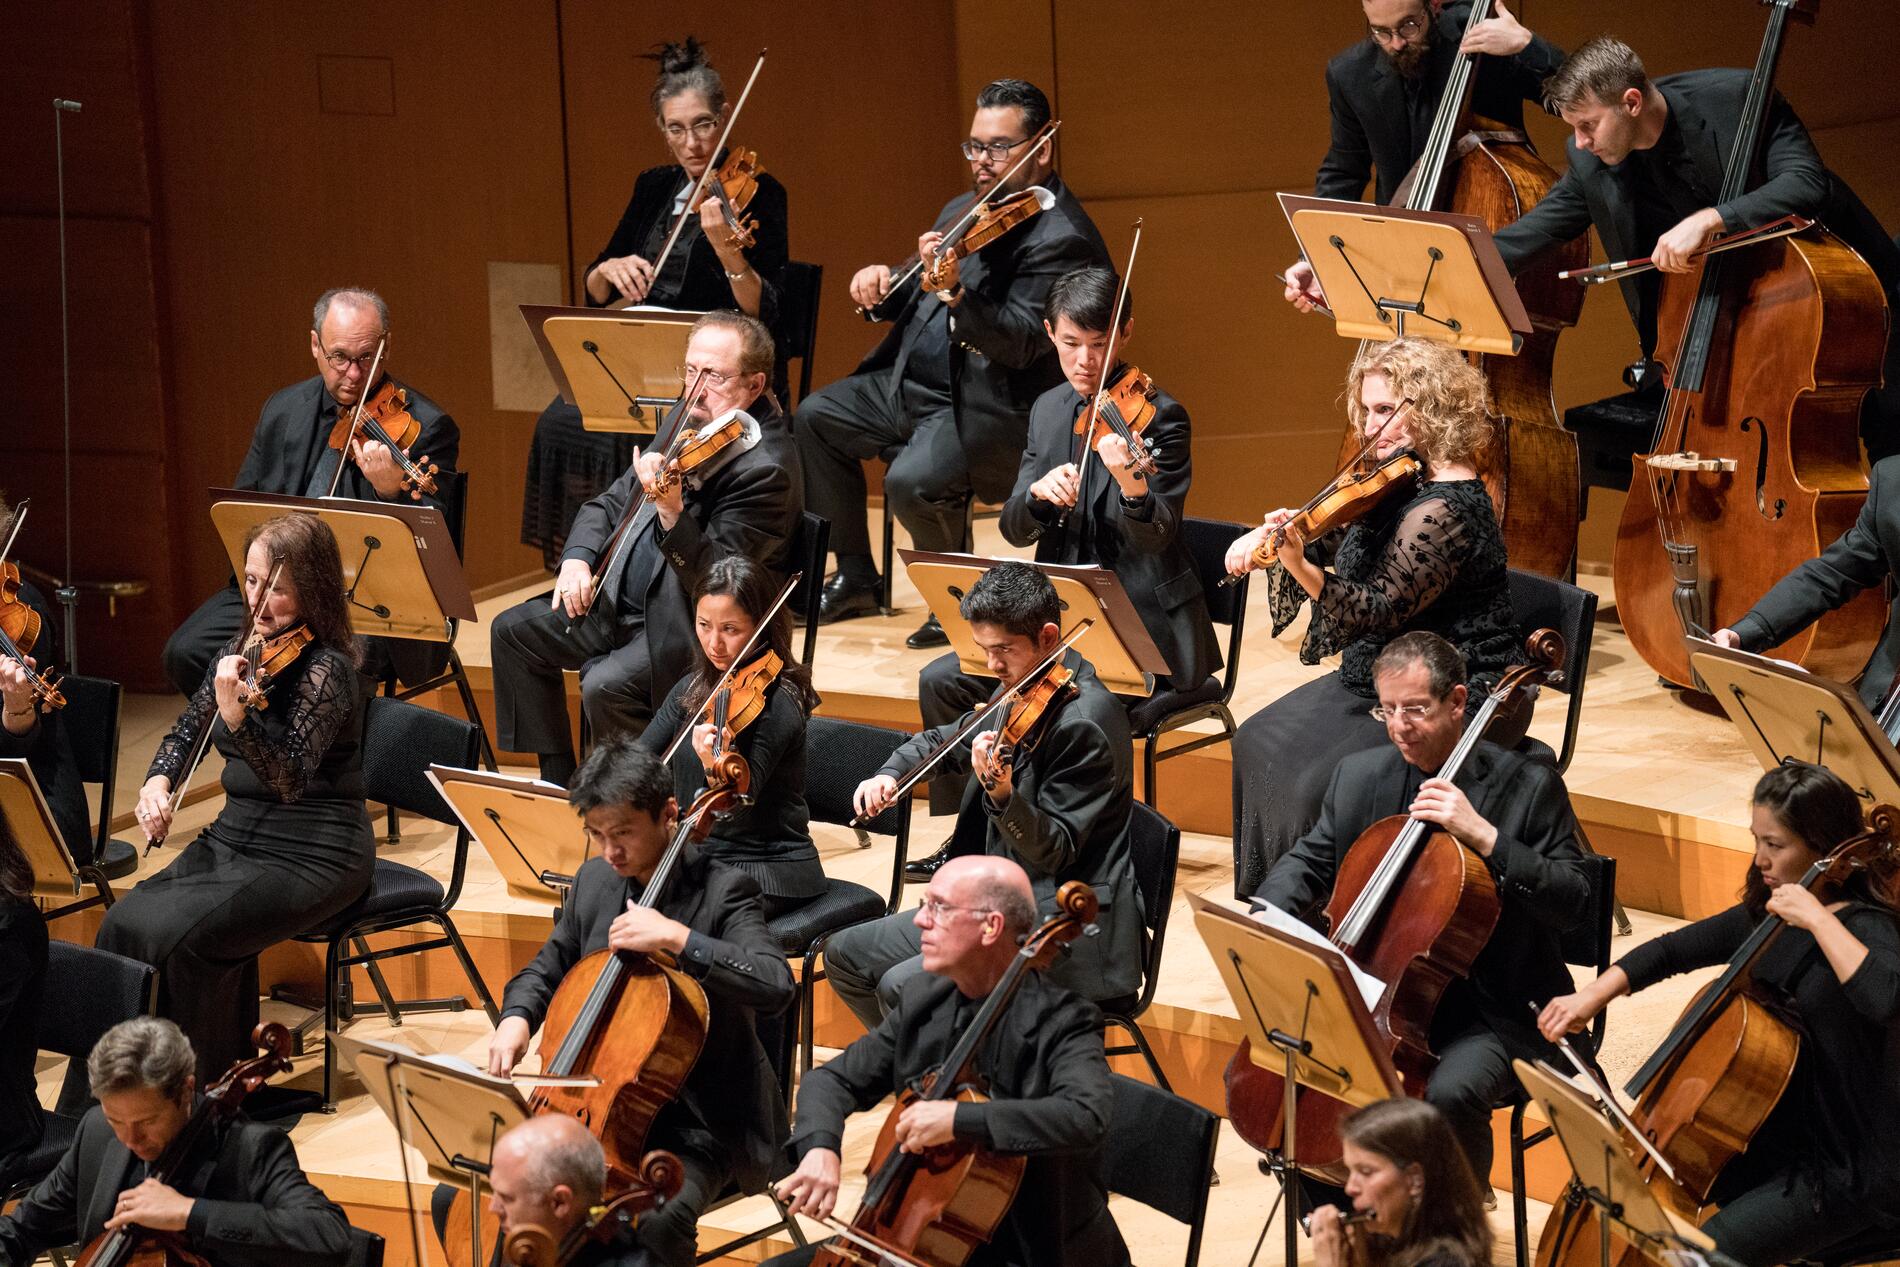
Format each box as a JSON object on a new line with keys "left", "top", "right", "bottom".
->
{"left": 1540, "top": 762, "right": 1900, "bottom": 1266}
{"left": 636, "top": 554, "right": 821, "bottom": 919}
{"left": 1308, "top": 1098, "right": 1493, "bottom": 1267}
{"left": 0, "top": 815, "right": 47, "bottom": 1187}
{"left": 101, "top": 513, "right": 375, "bottom": 1083}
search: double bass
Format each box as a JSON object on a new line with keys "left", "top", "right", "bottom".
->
{"left": 1612, "top": 0, "right": 1886, "bottom": 689}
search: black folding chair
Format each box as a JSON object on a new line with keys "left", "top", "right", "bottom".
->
{"left": 779, "top": 261, "right": 824, "bottom": 409}
{"left": 45, "top": 673, "right": 138, "bottom": 918}
{"left": 1104, "top": 1073, "right": 1220, "bottom": 1267}
{"left": 1099, "top": 802, "right": 1181, "bottom": 1091}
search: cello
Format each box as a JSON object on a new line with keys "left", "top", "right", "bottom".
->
{"left": 1323, "top": 0, "right": 1587, "bottom": 578}
{"left": 1224, "top": 628, "right": 1568, "bottom": 1175}
{"left": 1612, "top": 0, "right": 1887, "bottom": 690}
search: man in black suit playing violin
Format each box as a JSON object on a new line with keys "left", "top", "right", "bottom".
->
{"left": 769, "top": 854, "right": 1130, "bottom": 1267}
{"left": 1254, "top": 631, "right": 1589, "bottom": 1191}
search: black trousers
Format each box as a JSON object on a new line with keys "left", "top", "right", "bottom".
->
{"left": 161, "top": 581, "right": 447, "bottom": 696}
{"left": 1422, "top": 1020, "right": 1520, "bottom": 1187}
{"left": 487, "top": 596, "right": 653, "bottom": 757}
{"left": 794, "top": 372, "right": 962, "bottom": 562}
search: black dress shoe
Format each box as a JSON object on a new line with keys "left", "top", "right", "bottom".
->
{"left": 817, "top": 572, "right": 881, "bottom": 623}
{"left": 906, "top": 614, "right": 949, "bottom": 649}
{"left": 904, "top": 840, "right": 955, "bottom": 883}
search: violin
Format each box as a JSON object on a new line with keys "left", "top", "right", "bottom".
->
{"left": 919, "top": 189, "right": 1049, "bottom": 295}
{"left": 1072, "top": 366, "right": 1159, "bottom": 479}
{"left": 0, "top": 501, "right": 66, "bottom": 710}
{"left": 974, "top": 664, "right": 1077, "bottom": 794}
{"left": 698, "top": 650, "right": 783, "bottom": 815}
{"left": 692, "top": 146, "right": 765, "bottom": 251}
{"left": 501, "top": 1152, "right": 685, "bottom": 1267}
{"left": 325, "top": 353, "right": 440, "bottom": 500}
{"left": 75, "top": 1023, "right": 293, "bottom": 1267}
{"left": 233, "top": 624, "right": 315, "bottom": 712}
{"left": 642, "top": 411, "right": 754, "bottom": 500}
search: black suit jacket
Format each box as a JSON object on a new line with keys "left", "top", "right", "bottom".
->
{"left": 559, "top": 403, "right": 802, "bottom": 704}
{"left": 856, "top": 174, "right": 1110, "bottom": 499}
{"left": 234, "top": 373, "right": 460, "bottom": 511}
{"left": 998, "top": 377, "right": 1221, "bottom": 691}
{"left": 1494, "top": 69, "right": 1900, "bottom": 355}
{"left": 500, "top": 851, "right": 796, "bottom": 1193}
{"left": 1256, "top": 741, "right": 1589, "bottom": 1040}
{"left": 878, "top": 655, "right": 1143, "bottom": 1003}
{"left": 1733, "top": 455, "right": 1900, "bottom": 708}
{"left": 790, "top": 970, "right": 1130, "bottom": 1267}
{"left": 1316, "top": 1, "right": 1564, "bottom": 205}
{"left": 0, "top": 1106, "right": 350, "bottom": 1267}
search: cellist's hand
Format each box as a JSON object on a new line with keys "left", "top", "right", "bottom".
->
{"left": 1652, "top": 208, "right": 1726, "bottom": 273}
{"left": 106, "top": 1179, "right": 195, "bottom": 1233}
{"left": 1410, "top": 778, "right": 1499, "bottom": 857}
{"left": 1283, "top": 259, "right": 1327, "bottom": 314}
{"left": 776, "top": 1147, "right": 841, "bottom": 1219}
{"left": 350, "top": 435, "right": 405, "bottom": 498}
{"left": 1028, "top": 463, "right": 1082, "bottom": 509}
{"left": 609, "top": 900, "right": 691, "bottom": 956}
{"left": 1765, "top": 881, "right": 1832, "bottom": 932}
{"left": 894, "top": 1100, "right": 959, "bottom": 1153}
{"left": 488, "top": 1016, "right": 532, "bottom": 1076}
{"left": 551, "top": 559, "right": 596, "bottom": 620}
{"left": 1460, "top": 0, "right": 1531, "bottom": 55}
{"left": 691, "top": 722, "right": 724, "bottom": 771}
{"left": 1710, "top": 628, "right": 1742, "bottom": 649}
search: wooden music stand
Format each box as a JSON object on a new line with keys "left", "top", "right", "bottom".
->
{"left": 1279, "top": 193, "right": 1532, "bottom": 354}
{"left": 1688, "top": 639, "right": 1900, "bottom": 805}
{"left": 520, "top": 303, "right": 702, "bottom": 434}
{"left": 1190, "top": 892, "right": 1401, "bottom": 1267}
{"left": 0, "top": 757, "right": 111, "bottom": 920}
{"left": 899, "top": 550, "right": 1171, "bottom": 696}
{"left": 426, "top": 764, "right": 587, "bottom": 907}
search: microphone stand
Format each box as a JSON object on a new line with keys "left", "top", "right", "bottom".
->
{"left": 53, "top": 97, "right": 83, "bottom": 672}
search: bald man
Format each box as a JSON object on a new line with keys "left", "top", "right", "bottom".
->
{"left": 773, "top": 857, "right": 1130, "bottom": 1267}
{"left": 433, "top": 1116, "right": 641, "bottom": 1267}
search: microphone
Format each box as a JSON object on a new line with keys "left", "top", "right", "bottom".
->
{"left": 54, "top": 99, "right": 82, "bottom": 112}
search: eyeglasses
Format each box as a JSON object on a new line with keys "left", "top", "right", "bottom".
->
{"left": 661, "top": 117, "right": 721, "bottom": 142}
{"left": 1369, "top": 703, "right": 1437, "bottom": 723}
{"left": 318, "top": 341, "right": 380, "bottom": 373}
{"left": 919, "top": 898, "right": 994, "bottom": 922}
{"left": 960, "top": 136, "right": 1032, "bottom": 162}
{"left": 677, "top": 364, "right": 738, "bottom": 388}
{"left": 1368, "top": 14, "right": 1427, "bottom": 44}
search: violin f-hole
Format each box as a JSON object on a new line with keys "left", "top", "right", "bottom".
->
{"left": 1741, "top": 417, "right": 1785, "bottom": 521}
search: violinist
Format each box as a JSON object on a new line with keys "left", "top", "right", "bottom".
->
{"left": 523, "top": 37, "right": 791, "bottom": 566}
{"left": 1485, "top": 36, "right": 1900, "bottom": 456}
{"left": 486, "top": 738, "right": 794, "bottom": 1267}
{"left": 0, "top": 501, "right": 90, "bottom": 868}
{"left": 0, "top": 814, "right": 46, "bottom": 1189}
{"left": 1257, "top": 632, "right": 1589, "bottom": 1189}
{"left": 0, "top": 1017, "right": 349, "bottom": 1267}
{"left": 910, "top": 266, "right": 1220, "bottom": 836}
{"left": 105, "top": 513, "right": 373, "bottom": 1084}
{"left": 797, "top": 78, "right": 1110, "bottom": 648}
{"left": 1539, "top": 763, "right": 1900, "bottom": 1267}
{"left": 490, "top": 310, "right": 801, "bottom": 787}
{"left": 1282, "top": 0, "right": 1564, "bottom": 306}
{"left": 428, "top": 1116, "right": 637, "bottom": 1267}
{"left": 1307, "top": 1098, "right": 1494, "bottom": 1267}
{"left": 1224, "top": 338, "right": 1520, "bottom": 894}
{"left": 635, "top": 556, "right": 823, "bottom": 920}
{"left": 771, "top": 855, "right": 1131, "bottom": 1267}
{"left": 826, "top": 562, "right": 1142, "bottom": 1027}
{"left": 160, "top": 286, "right": 459, "bottom": 695}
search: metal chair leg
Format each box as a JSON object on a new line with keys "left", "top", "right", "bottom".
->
{"left": 441, "top": 916, "right": 503, "bottom": 1024}
{"left": 353, "top": 934, "right": 404, "bottom": 1025}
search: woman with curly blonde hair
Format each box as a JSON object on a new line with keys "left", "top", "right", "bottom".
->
{"left": 1224, "top": 338, "right": 1524, "bottom": 893}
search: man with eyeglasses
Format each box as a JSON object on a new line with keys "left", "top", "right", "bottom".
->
{"left": 771, "top": 854, "right": 1131, "bottom": 1267}
{"left": 1252, "top": 629, "right": 1589, "bottom": 1193}
{"left": 489, "top": 309, "right": 800, "bottom": 785}
{"left": 158, "top": 285, "right": 460, "bottom": 696}
{"left": 794, "top": 78, "right": 1110, "bottom": 649}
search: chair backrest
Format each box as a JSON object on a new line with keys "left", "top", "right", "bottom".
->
{"left": 1563, "top": 850, "right": 1617, "bottom": 1046}
{"left": 790, "top": 512, "right": 830, "bottom": 668}
{"left": 346, "top": 1226, "right": 386, "bottom": 1267}
{"left": 361, "top": 696, "right": 482, "bottom": 902}
{"left": 54, "top": 673, "right": 122, "bottom": 853}
{"left": 805, "top": 716, "right": 915, "bottom": 914}
{"left": 1180, "top": 518, "right": 1250, "bottom": 702}
{"left": 1103, "top": 1072, "right": 1218, "bottom": 1267}
{"left": 1124, "top": 801, "right": 1181, "bottom": 1018}
{"left": 441, "top": 469, "right": 471, "bottom": 558}
{"left": 1506, "top": 568, "right": 1598, "bottom": 775}
{"left": 779, "top": 260, "right": 824, "bottom": 406}
{"left": 39, "top": 941, "right": 158, "bottom": 1117}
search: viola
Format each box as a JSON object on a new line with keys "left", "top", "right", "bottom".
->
{"left": 233, "top": 624, "right": 315, "bottom": 712}
{"left": 326, "top": 370, "right": 440, "bottom": 500}
{"left": 974, "top": 664, "right": 1077, "bottom": 795}
{"left": 643, "top": 411, "right": 753, "bottom": 500}
{"left": 693, "top": 146, "right": 765, "bottom": 251}
{"left": 500, "top": 1151, "right": 685, "bottom": 1267}
{"left": 0, "top": 501, "right": 66, "bottom": 710}
{"left": 1072, "top": 365, "right": 1159, "bottom": 480}
{"left": 919, "top": 189, "right": 1047, "bottom": 295}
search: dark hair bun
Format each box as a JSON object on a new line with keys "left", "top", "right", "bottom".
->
{"left": 649, "top": 36, "right": 710, "bottom": 76}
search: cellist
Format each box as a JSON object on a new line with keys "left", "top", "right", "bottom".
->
{"left": 1254, "top": 632, "right": 1590, "bottom": 1192}
{"left": 1539, "top": 763, "right": 1900, "bottom": 1267}
{"left": 484, "top": 738, "right": 795, "bottom": 1267}
{"left": 771, "top": 855, "right": 1131, "bottom": 1267}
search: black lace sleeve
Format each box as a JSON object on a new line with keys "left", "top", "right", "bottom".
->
{"left": 1264, "top": 527, "right": 1348, "bottom": 638}
{"left": 1297, "top": 495, "right": 1469, "bottom": 663}
{"left": 228, "top": 651, "right": 355, "bottom": 803}
{"left": 148, "top": 674, "right": 219, "bottom": 786}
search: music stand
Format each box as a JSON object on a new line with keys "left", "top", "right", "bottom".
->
{"left": 426, "top": 764, "right": 587, "bottom": 907}
{"left": 1513, "top": 1059, "right": 1716, "bottom": 1267}
{"left": 0, "top": 757, "right": 106, "bottom": 919}
{"left": 1190, "top": 892, "right": 1401, "bottom": 1267}
{"left": 520, "top": 303, "right": 702, "bottom": 434}
{"left": 900, "top": 550, "right": 1171, "bottom": 696}
{"left": 1687, "top": 639, "right": 1900, "bottom": 805}
{"left": 1278, "top": 194, "right": 1532, "bottom": 353}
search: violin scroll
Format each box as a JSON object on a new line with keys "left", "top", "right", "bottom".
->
{"left": 503, "top": 1224, "right": 558, "bottom": 1267}
{"left": 1491, "top": 629, "right": 1568, "bottom": 700}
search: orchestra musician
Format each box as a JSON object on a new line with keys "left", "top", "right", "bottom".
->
{"left": 1256, "top": 632, "right": 1589, "bottom": 1189}
{"left": 489, "top": 310, "right": 801, "bottom": 787}
{"left": 522, "top": 37, "right": 791, "bottom": 568}
{"left": 485, "top": 738, "right": 795, "bottom": 1267}
{"left": 0, "top": 1017, "right": 350, "bottom": 1267}
{"left": 0, "top": 814, "right": 47, "bottom": 1189}
{"left": 0, "top": 510, "right": 89, "bottom": 867}
{"left": 796, "top": 78, "right": 1110, "bottom": 649}
{"left": 1224, "top": 338, "right": 1522, "bottom": 894}
{"left": 1539, "top": 763, "right": 1900, "bottom": 1267}
{"left": 159, "top": 287, "right": 459, "bottom": 695}
{"left": 109, "top": 514, "right": 373, "bottom": 1084}
{"left": 429, "top": 1116, "right": 638, "bottom": 1267}
{"left": 634, "top": 555, "right": 825, "bottom": 921}
{"left": 909, "top": 265, "right": 1220, "bottom": 844}
{"left": 770, "top": 855, "right": 1131, "bottom": 1267}
{"left": 826, "top": 562, "right": 1142, "bottom": 1026}
{"left": 1307, "top": 1098, "right": 1495, "bottom": 1267}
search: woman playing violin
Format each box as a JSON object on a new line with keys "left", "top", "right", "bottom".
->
{"left": 1539, "top": 763, "right": 1900, "bottom": 1267}
{"left": 1225, "top": 338, "right": 1521, "bottom": 894}
{"left": 635, "top": 556, "right": 823, "bottom": 920}
{"left": 102, "top": 514, "right": 373, "bottom": 1084}
{"left": 1308, "top": 1098, "right": 1494, "bottom": 1267}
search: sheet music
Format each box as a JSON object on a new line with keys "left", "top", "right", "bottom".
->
{"left": 1247, "top": 898, "right": 1387, "bottom": 1011}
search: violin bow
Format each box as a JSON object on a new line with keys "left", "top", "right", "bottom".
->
{"left": 324, "top": 336, "right": 390, "bottom": 498}
{"left": 850, "top": 617, "right": 1094, "bottom": 827}
{"left": 1063, "top": 218, "right": 1144, "bottom": 531}
{"left": 879, "top": 121, "right": 1061, "bottom": 300}
{"left": 1559, "top": 214, "right": 1813, "bottom": 285}
{"left": 649, "top": 48, "right": 767, "bottom": 282}
{"left": 660, "top": 571, "right": 804, "bottom": 763}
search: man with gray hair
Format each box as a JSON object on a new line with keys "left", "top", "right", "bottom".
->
{"left": 430, "top": 1116, "right": 645, "bottom": 1267}
{"left": 0, "top": 1017, "right": 350, "bottom": 1266}
{"left": 160, "top": 285, "right": 460, "bottom": 694}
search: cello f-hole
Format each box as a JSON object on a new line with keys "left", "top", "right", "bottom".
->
{"left": 1741, "top": 417, "right": 1786, "bottom": 521}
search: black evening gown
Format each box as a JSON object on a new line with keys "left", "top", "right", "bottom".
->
{"left": 0, "top": 892, "right": 47, "bottom": 1186}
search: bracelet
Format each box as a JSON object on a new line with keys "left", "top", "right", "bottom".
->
{"left": 724, "top": 264, "right": 753, "bottom": 282}
{"left": 4, "top": 705, "right": 35, "bottom": 720}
